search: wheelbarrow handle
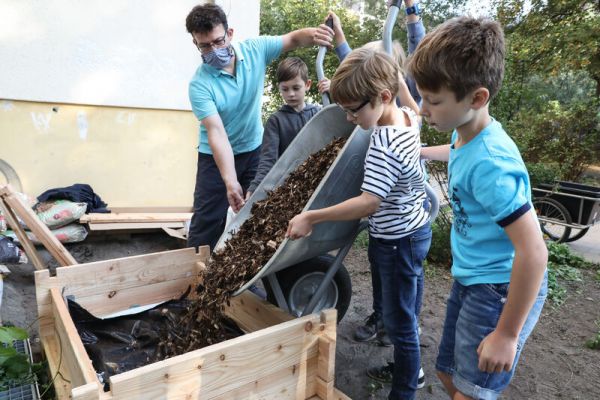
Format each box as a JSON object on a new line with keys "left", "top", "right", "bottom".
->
{"left": 317, "top": 16, "right": 334, "bottom": 106}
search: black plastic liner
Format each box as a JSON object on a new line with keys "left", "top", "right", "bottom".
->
{"left": 68, "top": 297, "right": 243, "bottom": 391}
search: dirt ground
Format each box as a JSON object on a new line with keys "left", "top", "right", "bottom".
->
{"left": 2, "top": 230, "right": 599, "bottom": 399}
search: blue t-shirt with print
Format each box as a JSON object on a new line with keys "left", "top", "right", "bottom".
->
{"left": 448, "top": 119, "right": 532, "bottom": 286}
{"left": 188, "top": 36, "right": 283, "bottom": 155}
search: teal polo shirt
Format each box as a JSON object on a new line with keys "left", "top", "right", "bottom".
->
{"left": 188, "top": 36, "right": 283, "bottom": 155}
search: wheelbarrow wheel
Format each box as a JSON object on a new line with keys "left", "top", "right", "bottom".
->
{"left": 533, "top": 197, "right": 572, "bottom": 242}
{"left": 564, "top": 227, "right": 590, "bottom": 243}
{"left": 263, "top": 255, "right": 352, "bottom": 322}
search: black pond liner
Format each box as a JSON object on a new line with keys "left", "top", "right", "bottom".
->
{"left": 68, "top": 296, "right": 244, "bottom": 391}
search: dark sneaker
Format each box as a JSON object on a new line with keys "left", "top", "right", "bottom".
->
{"left": 367, "top": 363, "right": 425, "bottom": 389}
{"left": 377, "top": 330, "right": 393, "bottom": 347}
{"left": 354, "top": 312, "right": 383, "bottom": 342}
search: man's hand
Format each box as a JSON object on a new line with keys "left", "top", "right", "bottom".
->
{"left": 244, "top": 190, "right": 253, "bottom": 201}
{"left": 286, "top": 212, "right": 314, "bottom": 240}
{"left": 318, "top": 78, "right": 331, "bottom": 94}
{"left": 314, "top": 24, "right": 335, "bottom": 48}
{"left": 477, "top": 330, "right": 518, "bottom": 373}
{"left": 226, "top": 180, "right": 245, "bottom": 212}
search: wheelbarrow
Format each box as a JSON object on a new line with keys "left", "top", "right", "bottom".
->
{"left": 533, "top": 181, "right": 600, "bottom": 243}
{"left": 216, "top": 2, "right": 439, "bottom": 321}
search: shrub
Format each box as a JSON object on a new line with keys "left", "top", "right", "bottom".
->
{"left": 509, "top": 100, "right": 600, "bottom": 182}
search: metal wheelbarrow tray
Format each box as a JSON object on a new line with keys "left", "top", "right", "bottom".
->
{"left": 216, "top": 105, "right": 371, "bottom": 317}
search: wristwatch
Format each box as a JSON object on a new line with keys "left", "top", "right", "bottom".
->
{"left": 406, "top": 3, "right": 421, "bottom": 16}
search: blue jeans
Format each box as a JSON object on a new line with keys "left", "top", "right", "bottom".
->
{"left": 368, "top": 222, "right": 432, "bottom": 400}
{"left": 436, "top": 273, "right": 548, "bottom": 400}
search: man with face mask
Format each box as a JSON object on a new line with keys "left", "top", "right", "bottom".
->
{"left": 185, "top": 4, "right": 334, "bottom": 252}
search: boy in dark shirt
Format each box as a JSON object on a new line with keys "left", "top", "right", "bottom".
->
{"left": 246, "top": 57, "right": 320, "bottom": 198}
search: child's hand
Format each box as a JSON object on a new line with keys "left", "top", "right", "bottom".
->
{"left": 476, "top": 330, "right": 518, "bottom": 373}
{"left": 245, "top": 190, "right": 253, "bottom": 201}
{"left": 286, "top": 212, "right": 314, "bottom": 240}
{"left": 318, "top": 78, "right": 331, "bottom": 95}
{"left": 325, "top": 11, "right": 342, "bottom": 35}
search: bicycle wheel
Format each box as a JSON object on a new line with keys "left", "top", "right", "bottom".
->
{"left": 533, "top": 198, "right": 572, "bottom": 242}
{"left": 564, "top": 227, "right": 590, "bottom": 243}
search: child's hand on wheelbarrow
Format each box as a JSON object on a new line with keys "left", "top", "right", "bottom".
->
{"left": 286, "top": 212, "right": 315, "bottom": 239}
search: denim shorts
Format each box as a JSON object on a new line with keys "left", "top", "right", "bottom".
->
{"left": 436, "top": 273, "right": 548, "bottom": 400}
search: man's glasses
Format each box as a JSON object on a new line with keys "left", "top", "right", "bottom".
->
{"left": 195, "top": 33, "right": 227, "bottom": 53}
{"left": 339, "top": 99, "right": 370, "bottom": 117}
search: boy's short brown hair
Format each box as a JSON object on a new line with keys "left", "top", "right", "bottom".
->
{"left": 276, "top": 57, "right": 309, "bottom": 83}
{"left": 330, "top": 48, "right": 400, "bottom": 106}
{"left": 406, "top": 16, "right": 505, "bottom": 101}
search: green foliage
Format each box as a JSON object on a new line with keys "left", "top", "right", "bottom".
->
{"left": 586, "top": 320, "right": 600, "bottom": 350}
{"left": 546, "top": 242, "right": 598, "bottom": 307}
{"left": 260, "top": 0, "right": 381, "bottom": 111}
{"left": 526, "top": 162, "right": 561, "bottom": 188}
{"left": 353, "top": 229, "right": 369, "bottom": 249}
{"left": 427, "top": 208, "right": 452, "bottom": 268}
{"left": 509, "top": 100, "right": 600, "bottom": 181}
{"left": 0, "top": 327, "right": 40, "bottom": 392}
{"left": 496, "top": 0, "right": 600, "bottom": 97}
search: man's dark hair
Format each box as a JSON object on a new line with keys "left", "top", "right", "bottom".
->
{"left": 276, "top": 57, "right": 309, "bottom": 83}
{"left": 406, "top": 16, "right": 505, "bottom": 101}
{"left": 186, "top": 4, "right": 228, "bottom": 34}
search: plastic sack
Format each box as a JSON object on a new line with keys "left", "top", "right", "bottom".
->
{"left": 34, "top": 200, "right": 87, "bottom": 229}
{"left": 68, "top": 297, "right": 243, "bottom": 390}
{"left": 4, "top": 223, "right": 88, "bottom": 245}
{"left": 0, "top": 236, "right": 27, "bottom": 264}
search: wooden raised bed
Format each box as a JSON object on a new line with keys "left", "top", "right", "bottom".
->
{"left": 34, "top": 246, "right": 350, "bottom": 400}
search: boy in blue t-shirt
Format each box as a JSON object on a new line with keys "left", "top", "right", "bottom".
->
{"left": 287, "top": 48, "right": 431, "bottom": 400}
{"left": 407, "top": 17, "right": 548, "bottom": 400}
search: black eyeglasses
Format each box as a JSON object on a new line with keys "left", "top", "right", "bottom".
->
{"left": 195, "top": 33, "right": 227, "bottom": 53}
{"left": 339, "top": 99, "right": 370, "bottom": 116}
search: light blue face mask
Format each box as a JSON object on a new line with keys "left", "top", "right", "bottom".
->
{"left": 201, "top": 45, "right": 234, "bottom": 69}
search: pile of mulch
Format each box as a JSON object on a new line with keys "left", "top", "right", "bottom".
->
{"left": 159, "top": 137, "right": 347, "bottom": 358}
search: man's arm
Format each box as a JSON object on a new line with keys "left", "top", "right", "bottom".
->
{"left": 477, "top": 209, "right": 548, "bottom": 373}
{"left": 286, "top": 192, "right": 380, "bottom": 239}
{"left": 281, "top": 26, "right": 334, "bottom": 52}
{"left": 202, "top": 114, "right": 245, "bottom": 212}
{"left": 421, "top": 144, "right": 451, "bottom": 162}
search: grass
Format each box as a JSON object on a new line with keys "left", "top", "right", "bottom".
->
{"left": 586, "top": 320, "right": 600, "bottom": 350}
{"left": 545, "top": 242, "right": 597, "bottom": 307}
{"left": 353, "top": 229, "right": 369, "bottom": 249}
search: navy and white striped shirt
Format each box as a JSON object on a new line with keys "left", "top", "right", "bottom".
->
{"left": 361, "top": 108, "right": 429, "bottom": 239}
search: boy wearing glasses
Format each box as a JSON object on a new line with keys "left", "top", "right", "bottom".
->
{"left": 185, "top": 4, "right": 333, "bottom": 251}
{"left": 286, "top": 48, "right": 432, "bottom": 400}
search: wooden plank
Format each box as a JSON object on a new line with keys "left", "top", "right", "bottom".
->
{"left": 35, "top": 248, "right": 204, "bottom": 311}
{"left": 108, "top": 313, "right": 323, "bottom": 399}
{"left": 308, "top": 389, "right": 352, "bottom": 400}
{"left": 40, "top": 334, "right": 73, "bottom": 400}
{"left": 0, "top": 197, "right": 45, "bottom": 270}
{"left": 71, "top": 383, "right": 102, "bottom": 400}
{"left": 50, "top": 288, "right": 98, "bottom": 387}
{"left": 208, "top": 358, "right": 316, "bottom": 400}
{"left": 317, "top": 310, "right": 337, "bottom": 382}
{"left": 316, "top": 310, "right": 337, "bottom": 400}
{"left": 1, "top": 185, "right": 77, "bottom": 266}
{"left": 109, "top": 206, "right": 193, "bottom": 213}
{"left": 80, "top": 213, "right": 192, "bottom": 224}
{"left": 88, "top": 221, "right": 185, "bottom": 231}
{"left": 225, "top": 291, "right": 294, "bottom": 333}
{"left": 71, "top": 277, "right": 197, "bottom": 317}
{"left": 315, "top": 377, "right": 334, "bottom": 400}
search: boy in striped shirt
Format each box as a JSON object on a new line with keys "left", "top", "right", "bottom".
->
{"left": 286, "top": 47, "right": 431, "bottom": 400}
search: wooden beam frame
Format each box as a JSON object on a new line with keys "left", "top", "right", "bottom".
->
{"left": 35, "top": 247, "right": 349, "bottom": 399}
